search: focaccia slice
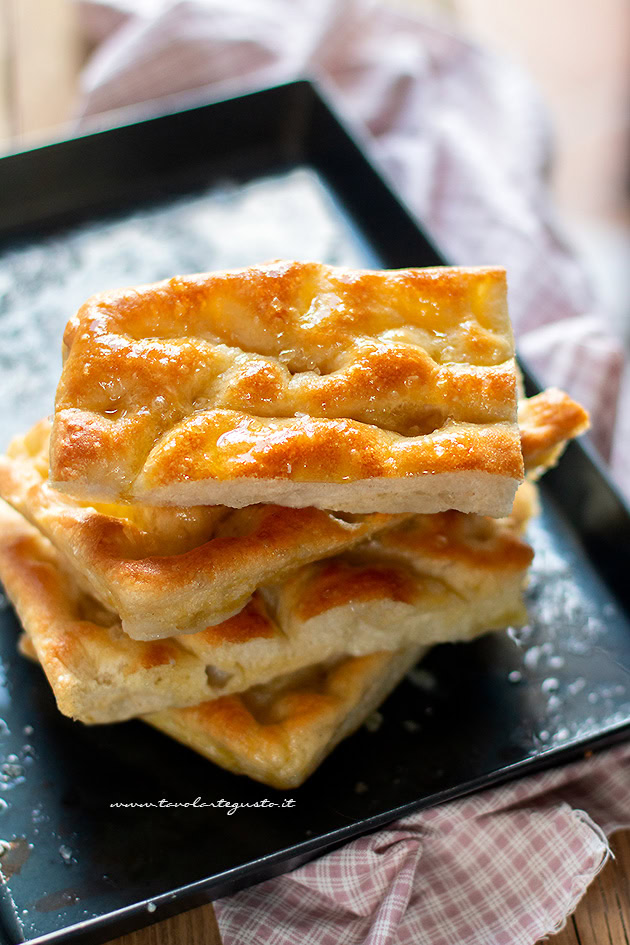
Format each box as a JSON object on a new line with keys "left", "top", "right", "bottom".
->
{"left": 50, "top": 262, "right": 522, "bottom": 515}
{"left": 1, "top": 420, "right": 399, "bottom": 637}
{"left": 20, "top": 631, "right": 428, "bottom": 789}
{"left": 0, "top": 389, "right": 588, "bottom": 641}
{"left": 143, "top": 646, "right": 430, "bottom": 788}
{"left": 518, "top": 387, "right": 590, "bottom": 476}
{"left": 0, "top": 497, "right": 532, "bottom": 723}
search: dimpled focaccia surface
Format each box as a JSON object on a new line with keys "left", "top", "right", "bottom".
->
{"left": 0, "top": 389, "right": 588, "bottom": 641}
{"left": 1, "top": 419, "right": 401, "bottom": 639}
{"left": 0, "top": 479, "right": 534, "bottom": 724}
{"left": 50, "top": 262, "right": 522, "bottom": 515}
{"left": 20, "top": 623, "right": 428, "bottom": 789}
{"left": 143, "top": 646, "right": 430, "bottom": 789}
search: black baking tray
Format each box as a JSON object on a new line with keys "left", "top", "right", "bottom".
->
{"left": 0, "top": 79, "right": 629, "bottom": 945}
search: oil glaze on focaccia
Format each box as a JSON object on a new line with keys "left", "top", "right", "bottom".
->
{"left": 50, "top": 262, "right": 522, "bottom": 515}
{"left": 0, "top": 496, "right": 532, "bottom": 723}
{"left": 0, "top": 390, "right": 588, "bottom": 641}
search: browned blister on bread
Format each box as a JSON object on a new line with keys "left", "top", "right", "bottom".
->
{"left": 50, "top": 263, "right": 522, "bottom": 515}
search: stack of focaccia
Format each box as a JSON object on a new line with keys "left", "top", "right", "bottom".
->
{"left": 0, "top": 262, "right": 589, "bottom": 788}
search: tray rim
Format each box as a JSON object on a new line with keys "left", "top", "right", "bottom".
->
{"left": 18, "top": 722, "right": 630, "bottom": 945}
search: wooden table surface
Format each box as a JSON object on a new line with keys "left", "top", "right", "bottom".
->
{"left": 1, "top": 3, "right": 628, "bottom": 944}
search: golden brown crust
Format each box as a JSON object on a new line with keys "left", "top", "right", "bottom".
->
{"left": 196, "top": 596, "right": 276, "bottom": 645}
{"left": 0, "top": 491, "right": 533, "bottom": 723}
{"left": 21, "top": 620, "right": 428, "bottom": 788}
{"left": 50, "top": 262, "right": 522, "bottom": 514}
{"left": 295, "top": 561, "right": 418, "bottom": 622}
{"left": 282, "top": 520, "right": 532, "bottom": 636}
{"left": 0, "top": 503, "right": 212, "bottom": 722}
{"left": 144, "top": 648, "right": 428, "bottom": 789}
{"left": 0, "top": 421, "right": 400, "bottom": 639}
{"left": 519, "top": 387, "right": 590, "bottom": 476}
{"left": 17, "top": 612, "right": 427, "bottom": 789}
{"left": 375, "top": 510, "right": 535, "bottom": 574}
{"left": 0, "top": 391, "right": 587, "bottom": 642}
{"left": 136, "top": 412, "right": 521, "bottom": 484}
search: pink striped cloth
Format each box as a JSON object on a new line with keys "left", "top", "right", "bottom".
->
{"left": 74, "top": 2, "right": 630, "bottom": 942}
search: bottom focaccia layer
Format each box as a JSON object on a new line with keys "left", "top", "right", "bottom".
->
{"left": 144, "top": 645, "right": 430, "bottom": 788}
{"left": 19, "top": 631, "right": 427, "bottom": 789}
